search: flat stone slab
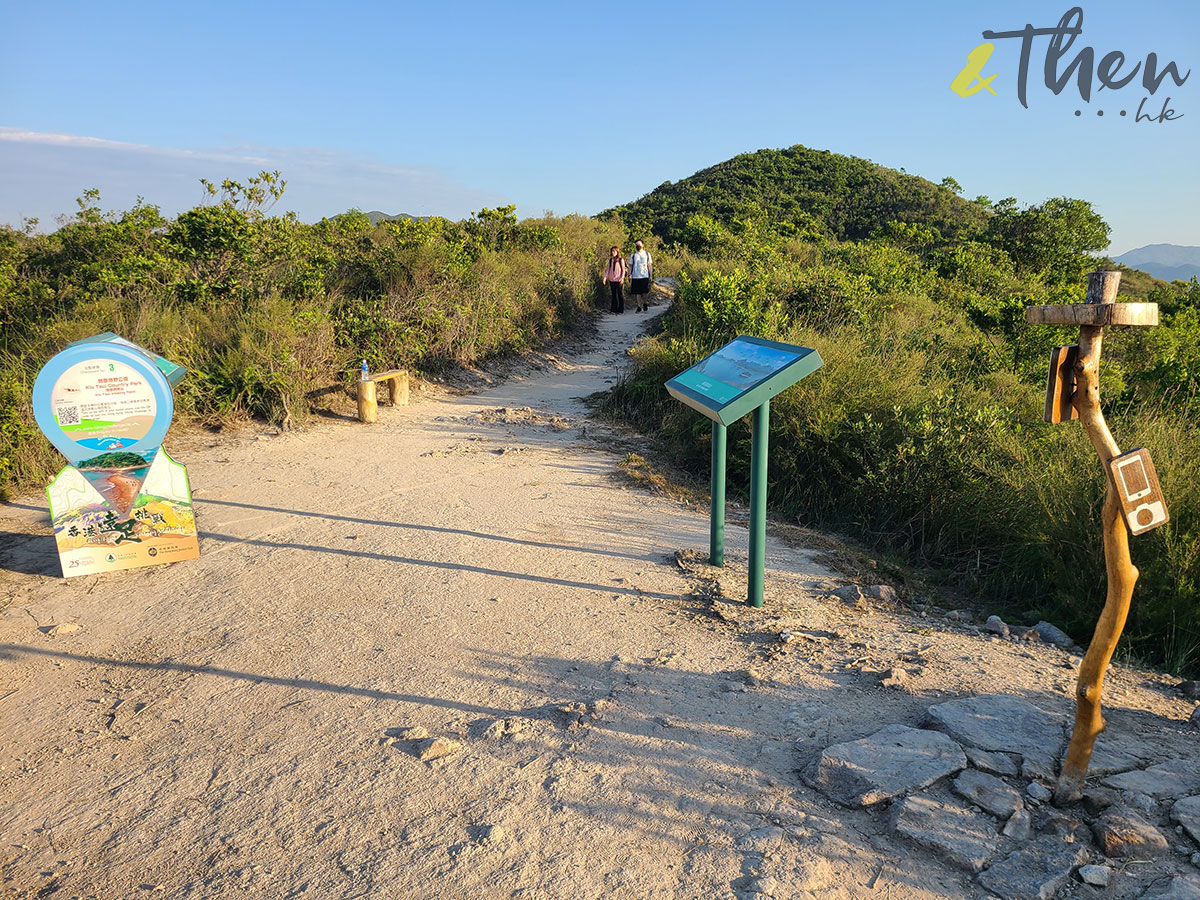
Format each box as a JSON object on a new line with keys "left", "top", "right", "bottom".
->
{"left": 1170, "top": 795, "right": 1200, "bottom": 845}
{"left": 923, "top": 695, "right": 1064, "bottom": 781}
{"left": 953, "top": 769, "right": 1023, "bottom": 819}
{"left": 1062, "top": 732, "right": 1154, "bottom": 778}
{"left": 965, "top": 746, "right": 1019, "bottom": 777}
{"left": 892, "top": 794, "right": 998, "bottom": 873}
{"left": 1093, "top": 807, "right": 1169, "bottom": 859}
{"left": 803, "top": 724, "right": 966, "bottom": 807}
{"left": 977, "top": 840, "right": 1087, "bottom": 900}
{"left": 1102, "top": 758, "right": 1200, "bottom": 799}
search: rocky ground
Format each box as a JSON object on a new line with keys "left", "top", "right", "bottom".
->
{"left": 1, "top": 287, "right": 1198, "bottom": 899}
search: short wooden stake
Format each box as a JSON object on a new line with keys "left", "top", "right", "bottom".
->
{"left": 356, "top": 379, "right": 378, "bottom": 423}
{"left": 388, "top": 371, "right": 409, "bottom": 406}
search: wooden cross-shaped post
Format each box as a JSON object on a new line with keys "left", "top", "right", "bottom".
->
{"left": 1026, "top": 271, "right": 1165, "bottom": 804}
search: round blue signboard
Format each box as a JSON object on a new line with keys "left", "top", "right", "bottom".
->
{"left": 32, "top": 342, "right": 174, "bottom": 466}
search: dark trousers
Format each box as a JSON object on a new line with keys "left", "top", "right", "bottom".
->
{"left": 609, "top": 281, "right": 625, "bottom": 313}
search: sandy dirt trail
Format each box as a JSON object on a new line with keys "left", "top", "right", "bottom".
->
{"left": 1, "top": 303, "right": 1196, "bottom": 900}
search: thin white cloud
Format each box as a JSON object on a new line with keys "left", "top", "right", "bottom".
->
{"left": 0, "top": 128, "right": 512, "bottom": 227}
{"left": 0, "top": 127, "right": 271, "bottom": 164}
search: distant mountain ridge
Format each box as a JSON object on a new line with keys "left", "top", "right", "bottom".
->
{"left": 1114, "top": 244, "right": 1200, "bottom": 282}
{"left": 364, "top": 210, "right": 419, "bottom": 225}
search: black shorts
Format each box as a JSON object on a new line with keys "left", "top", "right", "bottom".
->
{"left": 631, "top": 277, "right": 650, "bottom": 295}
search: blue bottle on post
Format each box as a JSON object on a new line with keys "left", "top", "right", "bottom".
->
{"left": 360, "top": 359, "right": 368, "bottom": 381}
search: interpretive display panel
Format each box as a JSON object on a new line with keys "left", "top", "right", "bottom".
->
{"left": 665, "top": 336, "right": 822, "bottom": 426}
{"left": 32, "top": 333, "right": 199, "bottom": 577}
{"left": 666, "top": 335, "right": 824, "bottom": 607}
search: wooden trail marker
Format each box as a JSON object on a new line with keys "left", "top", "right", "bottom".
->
{"left": 1024, "top": 271, "right": 1165, "bottom": 804}
{"left": 1044, "top": 345, "right": 1079, "bottom": 424}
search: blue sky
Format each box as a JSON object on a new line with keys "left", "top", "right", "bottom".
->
{"left": 1, "top": 0, "right": 1195, "bottom": 253}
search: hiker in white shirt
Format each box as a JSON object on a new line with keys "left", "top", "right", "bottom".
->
{"left": 627, "top": 240, "right": 653, "bottom": 313}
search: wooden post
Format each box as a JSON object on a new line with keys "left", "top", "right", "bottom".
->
{"left": 1054, "top": 270, "right": 1136, "bottom": 803}
{"left": 356, "top": 379, "right": 378, "bottom": 423}
{"left": 388, "top": 371, "right": 409, "bottom": 407}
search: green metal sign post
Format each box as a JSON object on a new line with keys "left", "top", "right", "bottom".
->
{"left": 748, "top": 400, "right": 769, "bottom": 606}
{"left": 710, "top": 420, "right": 726, "bottom": 566}
{"left": 666, "top": 336, "right": 822, "bottom": 607}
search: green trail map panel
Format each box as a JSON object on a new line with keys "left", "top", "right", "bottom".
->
{"left": 666, "top": 336, "right": 822, "bottom": 426}
{"left": 673, "top": 341, "right": 801, "bottom": 404}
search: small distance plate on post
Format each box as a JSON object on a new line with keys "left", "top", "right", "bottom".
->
{"left": 1108, "top": 448, "right": 1169, "bottom": 536}
{"left": 1044, "top": 345, "right": 1079, "bottom": 424}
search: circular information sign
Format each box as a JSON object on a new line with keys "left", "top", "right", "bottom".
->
{"left": 33, "top": 342, "right": 174, "bottom": 465}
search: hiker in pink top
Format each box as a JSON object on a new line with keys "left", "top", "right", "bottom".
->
{"left": 603, "top": 246, "right": 626, "bottom": 313}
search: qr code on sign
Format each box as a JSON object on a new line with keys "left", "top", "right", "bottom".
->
{"left": 56, "top": 405, "right": 81, "bottom": 426}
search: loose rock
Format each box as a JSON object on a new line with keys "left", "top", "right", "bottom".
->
{"left": 1078, "top": 864, "right": 1112, "bottom": 887}
{"left": 891, "top": 794, "right": 998, "bottom": 872}
{"left": 1190, "top": 707, "right": 1200, "bottom": 729}
{"left": 1103, "top": 759, "right": 1200, "bottom": 800}
{"left": 1170, "top": 795, "right": 1200, "bottom": 845}
{"left": 1003, "top": 808, "right": 1032, "bottom": 841}
{"left": 977, "top": 839, "right": 1087, "bottom": 900}
{"left": 1027, "top": 782, "right": 1053, "bottom": 803}
{"left": 880, "top": 667, "right": 909, "bottom": 688}
{"left": 1126, "top": 791, "right": 1159, "bottom": 815}
{"left": 984, "top": 615, "right": 1009, "bottom": 636}
{"left": 1093, "top": 807, "right": 1169, "bottom": 859}
{"left": 802, "top": 724, "right": 966, "bottom": 807}
{"left": 1041, "top": 814, "right": 1087, "bottom": 842}
{"left": 965, "top": 746, "right": 1020, "bottom": 777}
{"left": 922, "top": 694, "right": 1064, "bottom": 782}
{"left": 1177, "top": 680, "right": 1200, "bottom": 700}
{"left": 45, "top": 622, "right": 84, "bottom": 636}
{"left": 865, "top": 584, "right": 898, "bottom": 604}
{"left": 953, "top": 769, "right": 1023, "bottom": 819}
{"left": 414, "top": 737, "right": 463, "bottom": 762}
{"left": 1032, "top": 621, "right": 1075, "bottom": 649}
{"left": 830, "top": 585, "right": 870, "bottom": 608}
{"left": 1081, "top": 786, "right": 1120, "bottom": 815}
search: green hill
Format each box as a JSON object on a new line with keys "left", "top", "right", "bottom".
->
{"left": 601, "top": 145, "right": 990, "bottom": 244}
